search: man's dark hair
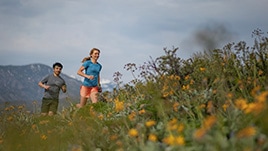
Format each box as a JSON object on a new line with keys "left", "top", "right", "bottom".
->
{"left": 53, "top": 62, "right": 63, "bottom": 69}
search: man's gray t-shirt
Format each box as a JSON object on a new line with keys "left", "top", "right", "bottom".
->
{"left": 40, "top": 74, "right": 66, "bottom": 100}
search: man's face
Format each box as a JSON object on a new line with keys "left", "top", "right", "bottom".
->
{"left": 53, "top": 66, "right": 62, "bottom": 76}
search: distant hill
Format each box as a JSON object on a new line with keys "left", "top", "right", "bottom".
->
{"left": 0, "top": 63, "right": 115, "bottom": 111}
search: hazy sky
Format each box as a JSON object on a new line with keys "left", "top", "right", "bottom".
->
{"left": 1, "top": 0, "right": 267, "bottom": 83}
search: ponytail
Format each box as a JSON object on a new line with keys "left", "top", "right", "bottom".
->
{"left": 81, "top": 57, "right": 91, "bottom": 63}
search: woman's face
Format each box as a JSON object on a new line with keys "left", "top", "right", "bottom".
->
{"left": 91, "top": 50, "right": 100, "bottom": 60}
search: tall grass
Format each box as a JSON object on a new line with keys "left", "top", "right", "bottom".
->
{"left": 1, "top": 29, "right": 268, "bottom": 151}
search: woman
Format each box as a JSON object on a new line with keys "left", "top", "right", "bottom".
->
{"left": 76, "top": 48, "right": 102, "bottom": 108}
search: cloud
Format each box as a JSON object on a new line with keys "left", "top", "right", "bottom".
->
{"left": 0, "top": 0, "right": 267, "bottom": 83}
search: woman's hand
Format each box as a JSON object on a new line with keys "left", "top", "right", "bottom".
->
{"left": 86, "top": 75, "right": 94, "bottom": 80}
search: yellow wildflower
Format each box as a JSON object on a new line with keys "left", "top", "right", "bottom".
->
{"left": 31, "top": 124, "right": 39, "bottom": 133}
{"left": 182, "top": 85, "right": 189, "bottom": 90}
{"left": 251, "top": 86, "right": 261, "bottom": 96}
{"left": 169, "top": 118, "right": 178, "bottom": 125}
{"left": 222, "top": 103, "right": 229, "bottom": 112}
{"left": 198, "top": 104, "right": 206, "bottom": 109}
{"left": 116, "top": 140, "right": 123, "bottom": 147}
{"left": 244, "top": 102, "right": 265, "bottom": 115}
{"left": 163, "top": 135, "right": 175, "bottom": 145}
{"left": 206, "top": 101, "right": 214, "bottom": 114}
{"left": 193, "top": 128, "right": 207, "bottom": 140}
{"left": 255, "top": 91, "right": 268, "bottom": 103}
{"left": 244, "top": 103, "right": 256, "bottom": 114}
{"left": 235, "top": 98, "right": 248, "bottom": 110}
{"left": 115, "top": 99, "right": 124, "bottom": 112}
{"left": 98, "top": 114, "right": 104, "bottom": 120}
{"left": 177, "top": 123, "right": 184, "bottom": 133}
{"left": 167, "top": 118, "right": 178, "bottom": 131}
{"left": 40, "top": 134, "right": 47, "bottom": 140}
{"left": 163, "top": 135, "right": 185, "bottom": 146}
{"left": 227, "top": 93, "right": 233, "bottom": 99}
{"left": 128, "top": 128, "right": 138, "bottom": 137}
{"left": 148, "top": 134, "right": 157, "bottom": 142}
{"left": 168, "top": 124, "right": 178, "bottom": 131}
{"left": 175, "top": 136, "right": 185, "bottom": 146}
{"left": 200, "top": 67, "right": 206, "bottom": 71}
{"left": 128, "top": 111, "right": 136, "bottom": 121}
{"left": 173, "top": 102, "right": 180, "bottom": 112}
{"left": 184, "top": 75, "right": 190, "bottom": 80}
{"left": 162, "top": 91, "right": 170, "bottom": 98}
{"left": 110, "top": 135, "right": 118, "bottom": 141}
{"left": 203, "top": 115, "right": 217, "bottom": 130}
{"left": 145, "top": 120, "right": 156, "bottom": 127}
{"left": 236, "top": 126, "right": 256, "bottom": 138}
{"left": 258, "top": 70, "right": 263, "bottom": 76}
{"left": 139, "top": 109, "right": 146, "bottom": 115}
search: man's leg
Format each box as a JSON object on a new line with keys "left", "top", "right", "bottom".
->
{"left": 49, "top": 100, "right": 58, "bottom": 116}
{"left": 41, "top": 98, "right": 49, "bottom": 116}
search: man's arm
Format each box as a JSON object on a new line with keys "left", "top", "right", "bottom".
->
{"left": 38, "top": 81, "right": 50, "bottom": 90}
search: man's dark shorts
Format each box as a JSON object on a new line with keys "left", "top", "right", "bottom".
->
{"left": 41, "top": 98, "right": 59, "bottom": 114}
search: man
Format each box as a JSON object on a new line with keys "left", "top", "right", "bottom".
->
{"left": 38, "top": 62, "right": 67, "bottom": 116}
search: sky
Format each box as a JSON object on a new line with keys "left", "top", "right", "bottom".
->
{"left": 0, "top": 0, "right": 267, "bottom": 84}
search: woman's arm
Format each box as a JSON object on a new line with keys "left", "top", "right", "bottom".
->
{"left": 77, "top": 66, "right": 94, "bottom": 80}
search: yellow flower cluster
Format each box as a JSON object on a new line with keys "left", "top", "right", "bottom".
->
{"left": 114, "top": 98, "right": 124, "bottom": 112}
{"left": 128, "top": 111, "right": 136, "bottom": 121}
{"left": 163, "top": 118, "right": 185, "bottom": 146}
{"left": 162, "top": 135, "right": 185, "bottom": 146}
{"left": 166, "top": 118, "right": 184, "bottom": 133}
{"left": 161, "top": 75, "right": 180, "bottom": 97}
{"left": 235, "top": 91, "right": 268, "bottom": 115}
{"left": 236, "top": 126, "right": 256, "bottom": 138}
{"left": 173, "top": 102, "right": 180, "bottom": 112}
{"left": 199, "top": 67, "right": 206, "bottom": 71}
{"left": 193, "top": 115, "right": 217, "bottom": 140}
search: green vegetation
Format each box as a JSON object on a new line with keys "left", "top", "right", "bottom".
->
{"left": 1, "top": 29, "right": 268, "bottom": 151}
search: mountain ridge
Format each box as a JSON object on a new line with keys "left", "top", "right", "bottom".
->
{"left": 0, "top": 63, "right": 115, "bottom": 111}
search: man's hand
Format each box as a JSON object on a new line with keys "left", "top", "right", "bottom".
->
{"left": 62, "top": 85, "right": 67, "bottom": 93}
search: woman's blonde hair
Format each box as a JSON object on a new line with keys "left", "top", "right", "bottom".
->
{"left": 81, "top": 48, "right": 100, "bottom": 63}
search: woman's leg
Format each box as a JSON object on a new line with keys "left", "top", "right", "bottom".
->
{"left": 90, "top": 91, "right": 98, "bottom": 103}
{"left": 76, "top": 86, "right": 89, "bottom": 108}
{"left": 76, "top": 96, "right": 87, "bottom": 108}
